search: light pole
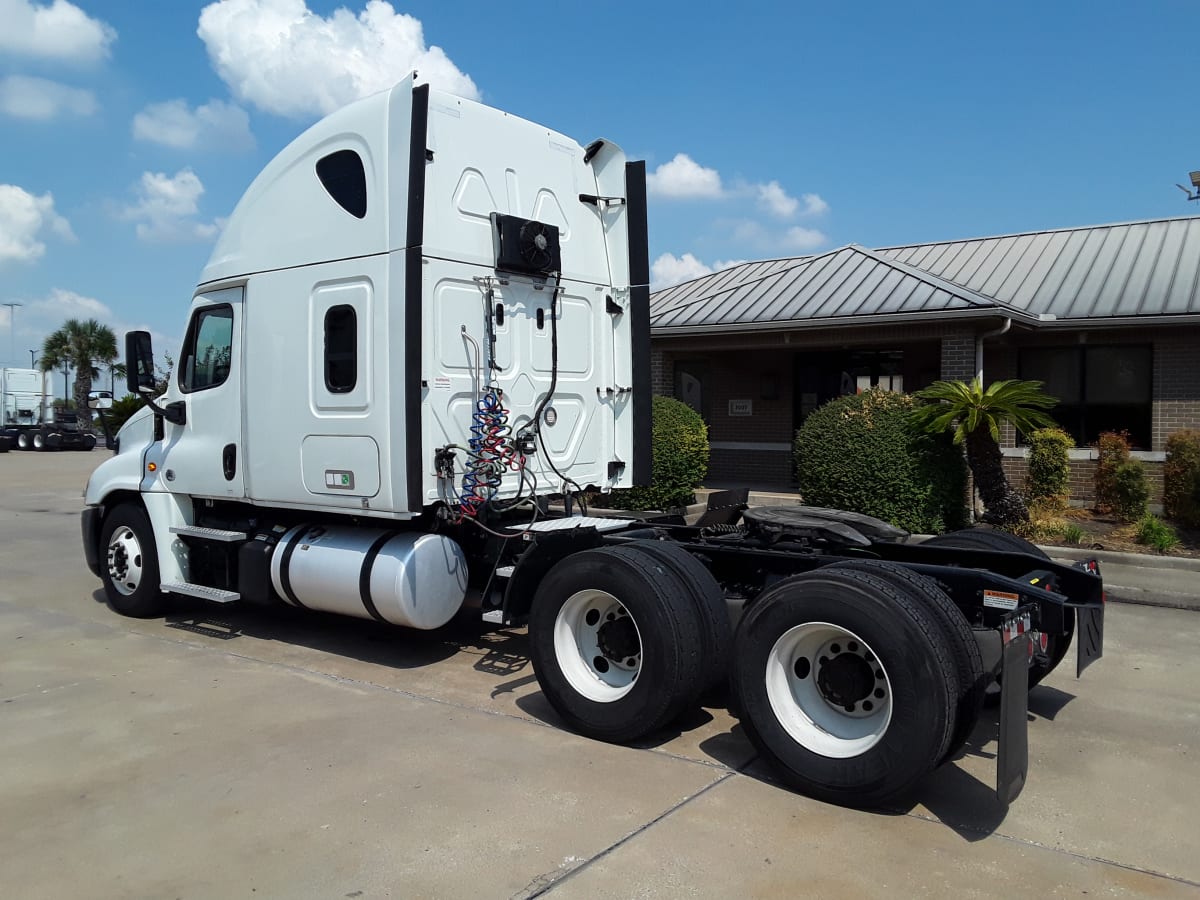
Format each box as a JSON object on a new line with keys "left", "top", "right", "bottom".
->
{"left": 28, "top": 349, "right": 36, "bottom": 368}
{"left": 2, "top": 302, "right": 21, "bottom": 367}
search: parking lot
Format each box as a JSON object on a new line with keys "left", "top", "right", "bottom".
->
{"left": 2, "top": 450, "right": 1198, "bottom": 899}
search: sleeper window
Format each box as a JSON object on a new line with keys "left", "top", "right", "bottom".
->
{"left": 324, "top": 304, "right": 357, "bottom": 394}
{"left": 315, "top": 150, "right": 367, "bottom": 219}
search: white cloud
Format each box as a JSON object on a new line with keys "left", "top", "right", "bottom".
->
{"left": 799, "top": 193, "right": 829, "bottom": 216}
{"left": 755, "top": 181, "right": 797, "bottom": 218}
{"left": 730, "top": 219, "right": 827, "bottom": 254}
{"left": 121, "top": 169, "right": 222, "bottom": 242}
{"left": 0, "top": 75, "right": 97, "bottom": 120}
{"left": 0, "top": 184, "right": 74, "bottom": 264}
{"left": 0, "top": 0, "right": 116, "bottom": 64}
{"left": 197, "top": 0, "right": 479, "bottom": 118}
{"left": 647, "top": 154, "right": 724, "bottom": 199}
{"left": 650, "top": 252, "right": 745, "bottom": 290}
{"left": 783, "top": 225, "right": 827, "bottom": 251}
{"left": 132, "top": 98, "right": 254, "bottom": 151}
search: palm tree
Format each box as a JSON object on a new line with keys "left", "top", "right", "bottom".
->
{"left": 40, "top": 318, "right": 119, "bottom": 429}
{"left": 911, "top": 378, "right": 1058, "bottom": 527}
{"left": 109, "top": 362, "right": 127, "bottom": 396}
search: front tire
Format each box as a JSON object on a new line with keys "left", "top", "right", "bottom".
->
{"left": 529, "top": 545, "right": 706, "bottom": 744}
{"left": 731, "top": 568, "right": 957, "bottom": 808}
{"left": 99, "top": 502, "right": 165, "bottom": 618}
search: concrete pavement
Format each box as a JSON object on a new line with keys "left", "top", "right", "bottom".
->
{"left": 2, "top": 451, "right": 1198, "bottom": 898}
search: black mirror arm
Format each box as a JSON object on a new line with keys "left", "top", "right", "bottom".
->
{"left": 139, "top": 389, "right": 186, "bottom": 426}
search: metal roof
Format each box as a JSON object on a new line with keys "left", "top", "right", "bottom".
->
{"left": 650, "top": 244, "right": 1036, "bottom": 333}
{"left": 880, "top": 216, "right": 1200, "bottom": 319}
{"left": 650, "top": 215, "right": 1200, "bottom": 333}
{"left": 650, "top": 257, "right": 809, "bottom": 320}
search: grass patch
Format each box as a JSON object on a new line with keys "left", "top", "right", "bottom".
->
{"left": 1135, "top": 514, "right": 1180, "bottom": 554}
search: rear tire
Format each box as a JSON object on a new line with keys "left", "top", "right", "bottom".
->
{"left": 32, "top": 432, "right": 46, "bottom": 451}
{"left": 16, "top": 431, "right": 30, "bottom": 451}
{"left": 925, "top": 527, "right": 1045, "bottom": 558}
{"left": 924, "top": 527, "right": 1072, "bottom": 688}
{"left": 100, "top": 502, "right": 165, "bottom": 618}
{"left": 624, "top": 539, "right": 732, "bottom": 695}
{"left": 731, "top": 568, "right": 958, "bottom": 808}
{"left": 827, "top": 560, "right": 985, "bottom": 761}
{"left": 529, "top": 545, "right": 706, "bottom": 744}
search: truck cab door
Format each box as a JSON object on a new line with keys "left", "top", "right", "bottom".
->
{"left": 155, "top": 286, "right": 245, "bottom": 499}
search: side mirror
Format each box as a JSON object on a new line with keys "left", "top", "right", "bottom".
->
{"left": 88, "top": 396, "right": 113, "bottom": 410}
{"left": 126, "top": 331, "right": 156, "bottom": 395}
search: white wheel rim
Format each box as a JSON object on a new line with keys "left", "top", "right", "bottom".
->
{"left": 106, "top": 526, "right": 144, "bottom": 596}
{"left": 33, "top": 434, "right": 43, "bottom": 448}
{"left": 553, "top": 589, "right": 643, "bottom": 703}
{"left": 765, "top": 622, "right": 893, "bottom": 759}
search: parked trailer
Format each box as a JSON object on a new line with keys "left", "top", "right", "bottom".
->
{"left": 1, "top": 368, "right": 96, "bottom": 451}
{"left": 80, "top": 75, "right": 1104, "bottom": 808}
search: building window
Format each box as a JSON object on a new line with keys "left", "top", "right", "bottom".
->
{"left": 324, "top": 305, "right": 357, "bottom": 393}
{"left": 674, "top": 360, "right": 711, "bottom": 421}
{"left": 179, "top": 305, "right": 234, "bottom": 393}
{"left": 1018, "top": 345, "right": 1152, "bottom": 448}
{"left": 315, "top": 149, "right": 367, "bottom": 219}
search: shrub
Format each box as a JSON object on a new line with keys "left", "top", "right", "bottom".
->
{"left": 1094, "top": 431, "right": 1131, "bottom": 513}
{"left": 600, "top": 395, "right": 708, "bottom": 511}
{"left": 104, "top": 394, "right": 147, "bottom": 433}
{"left": 1111, "top": 459, "right": 1149, "bottom": 523}
{"left": 794, "top": 388, "right": 966, "bottom": 534}
{"left": 1136, "top": 514, "right": 1179, "bottom": 553}
{"left": 1164, "top": 430, "right": 1200, "bottom": 528}
{"left": 1026, "top": 427, "right": 1073, "bottom": 509}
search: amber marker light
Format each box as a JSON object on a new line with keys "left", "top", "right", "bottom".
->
{"left": 147, "top": 462, "right": 157, "bottom": 472}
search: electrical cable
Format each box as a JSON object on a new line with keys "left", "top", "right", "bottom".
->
{"left": 525, "top": 274, "right": 586, "bottom": 509}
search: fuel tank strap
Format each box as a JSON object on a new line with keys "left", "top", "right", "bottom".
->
{"left": 358, "top": 533, "right": 394, "bottom": 625}
{"left": 278, "top": 531, "right": 308, "bottom": 609}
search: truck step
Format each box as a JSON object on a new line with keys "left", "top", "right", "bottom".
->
{"left": 494, "top": 565, "right": 515, "bottom": 578}
{"left": 170, "top": 525, "right": 248, "bottom": 542}
{"left": 162, "top": 581, "right": 240, "bottom": 603}
{"left": 481, "top": 609, "right": 506, "bottom": 624}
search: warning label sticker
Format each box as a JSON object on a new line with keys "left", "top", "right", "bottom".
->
{"left": 983, "top": 590, "right": 1020, "bottom": 611}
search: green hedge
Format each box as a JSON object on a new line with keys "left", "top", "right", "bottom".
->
{"left": 600, "top": 395, "right": 708, "bottom": 511}
{"left": 1094, "top": 431, "right": 1131, "bottom": 514}
{"left": 794, "top": 389, "right": 966, "bottom": 534}
{"left": 1026, "top": 427, "right": 1073, "bottom": 509}
{"left": 1164, "top": 430, "right": 1200, "bottom": 528}
{"left": 1112, "top": 459, "right": 1149, "bottom": 523}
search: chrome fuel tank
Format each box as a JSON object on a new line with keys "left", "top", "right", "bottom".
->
{"left": 270, "top": 525, "right": 468, "bottom": 629}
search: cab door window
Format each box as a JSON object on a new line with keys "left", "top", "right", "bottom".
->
{"left": 179, "top": 305, "right": 234, "bottom": 393}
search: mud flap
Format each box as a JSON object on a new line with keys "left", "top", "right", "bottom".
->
{"left": 996, "top": 633, "right": 1030, "bottom": 806}
{"left": 1076, "top": 603, "right": 1104, "bottom": 677}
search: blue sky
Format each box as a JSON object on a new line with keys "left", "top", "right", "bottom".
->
{"left": 1, "top": 0, "right": 1197, "bottom": 383}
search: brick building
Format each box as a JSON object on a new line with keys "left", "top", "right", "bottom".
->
{"left": 650, "top": 216, "right": 1200, "bottom": 505}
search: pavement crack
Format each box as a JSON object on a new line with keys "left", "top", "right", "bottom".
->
{"left": 523, "top": 770, "right": 735, "bottom": 899}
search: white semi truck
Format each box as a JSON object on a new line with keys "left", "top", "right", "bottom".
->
{"left": 1, "top": 367, "right": 96, "bottom": 451}
{"left": 81, "top": 76, "right": 1104, "bottom": 808}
